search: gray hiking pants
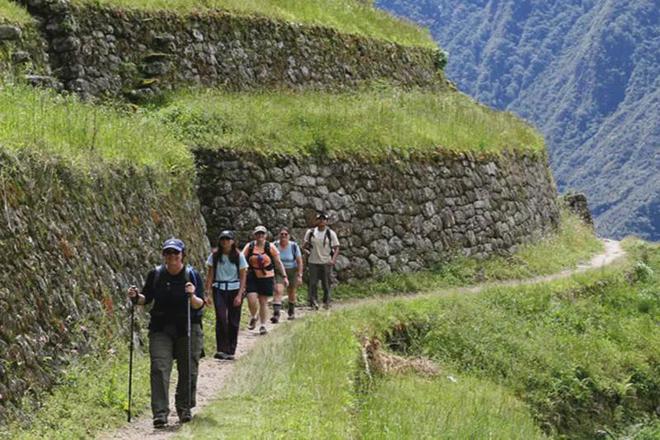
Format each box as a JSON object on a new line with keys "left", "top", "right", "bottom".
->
{"left": 149, "top": 323, "right": 203, "bottom": 421}
{"left": 308, "top": 263, "right": 332, "bottom": 305}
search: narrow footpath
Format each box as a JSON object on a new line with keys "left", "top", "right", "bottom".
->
{"left": 99, "top": 239, "right": 625, "bottom": 440}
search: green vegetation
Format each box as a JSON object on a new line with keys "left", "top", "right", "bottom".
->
{"left": 74, "top": 0, "right": 435, "bottom": 48}
{"left": 1, "top": 213, "right": 606, "bottom": 439}
{"left": 158, "top": 87, "right": 546, "bottom": 158}
{"left": 180, "top": 239, "right": 658, "bottom": 439}
{"left": 0, "top": 82, "right": 192, "bottom": 174}
{"left": 0, "top": 346, "right": 151, "bottom": 440}
{"left": 0, "top": 0, "right": 32, "bottom": 24}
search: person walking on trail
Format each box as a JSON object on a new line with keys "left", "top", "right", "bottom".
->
{"left": 205, "top": 230, "right": 247, "bottom": 361}
{"left": 243, "top": 225, "right": 289, "bottom": 335}
{"left": 303, "top": 213, "right": 340, "bottom": 309}
{"left": 273, "top": 227, "right": 304, "bottom": 321}
{"left": 127, "top": 238, "right": 204, "bottom": 429}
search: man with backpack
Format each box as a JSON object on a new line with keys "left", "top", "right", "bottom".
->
{"left": 303, "top": 213, "right": 340, "bottom": 309}
{"left": 127, "top": 238, "right": 205, "bottom": 429}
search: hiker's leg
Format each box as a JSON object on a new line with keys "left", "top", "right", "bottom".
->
{"left": 272, "top": 280, "right": 283, "bottom": 321}
{"left": 247, "top": 291, "right": 259, "bottom": 318}
{"left": 215, "top": 289, "right": 230, "bottom": 354}
{"left": 308, "top": 263, "right": 319, "bottom": 306}
{"left": 287, "top": 269, "right": 297, "bottom": 317}
{"left": 258, "top": 294, "right": 269, "bottom": 325}
{"left": 174, "top": 323, "right": 203, "bottom": 412}
{"left": 226, "top": 289, "right": 242, "bottom": 355}
{"left": 149, "top": 330, "right": 174, "bottom": 421}
{"left": 321, "top": 264, "right": 332, "bottom": 305}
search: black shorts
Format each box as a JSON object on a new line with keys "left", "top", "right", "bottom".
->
{"left": 246, "top": 273, "right": 274, "bottom": 297}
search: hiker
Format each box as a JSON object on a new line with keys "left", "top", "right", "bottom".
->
{"left": 127, "top": 238, "right": 204, "bottom": 428}
{"left": 243, "top": 225, "right": 289, "bottom": 335}
{"left": 303, "top": 212, "right": 340, "bottom": 309}
{"left": 273, "top": 227, "right": 304, "bottom": 321}
{"left": 205, "top": 230, "right": 247, "bottom": 361}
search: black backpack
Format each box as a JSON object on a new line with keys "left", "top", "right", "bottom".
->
{"left": 153, "top": 264, "right": 195, "bottom": 289}
{"left": 304, "top": 228, "right": 334, "bottom": 256}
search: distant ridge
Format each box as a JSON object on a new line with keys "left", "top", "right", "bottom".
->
{"left": 378, "top": 0, "right": 659, "bottom": 241}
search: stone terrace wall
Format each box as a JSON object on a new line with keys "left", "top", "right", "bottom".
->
{"left": 195, "top": 149, "right": 560, "bottom": 281}
{"left": 0, "top": 17, "right": 49, "bottom": 79}
{"left": 0, "top": 150, "right": 209, "bottom": 421}
{"left": 19, "top": 0, "right": 445, "bottom": 99}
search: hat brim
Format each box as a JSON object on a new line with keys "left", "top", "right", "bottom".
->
{"left": 162, "top": 245, "right": 184, "bottom": 252}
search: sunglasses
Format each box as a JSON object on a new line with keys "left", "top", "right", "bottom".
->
{"left": 163, "top": 249, "right": 181, "bottom": 255}
{"left": 280, "top": 232, "right": 289, "bottom": 236}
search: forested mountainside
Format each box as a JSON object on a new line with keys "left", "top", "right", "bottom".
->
{"left": 377, "top": 0, "right": 659, "bottom": 241}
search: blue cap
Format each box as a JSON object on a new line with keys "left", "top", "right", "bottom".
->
{"left": 162, "top": 238, "right": 185, "bottom": 252}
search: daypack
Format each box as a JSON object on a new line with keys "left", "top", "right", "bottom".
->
{"left": 277, "top": 240, "right": 300, "bottom": 261}
{"left": 211, "top": 250, "right": 241, "bottom": 282}
{"left": 304, "top": 228, "right": 335, "bottom": 256}
{"left": 153, "top": 264, "right": 196, "bottom": 290}
{"left": 247, "top": 241, "right": 274, "bottom": 272}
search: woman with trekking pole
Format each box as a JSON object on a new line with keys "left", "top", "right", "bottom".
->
{"left": 243, "top": 225, "right": 289, "bottom": 335}
{"left": 127, "top": 238, "right": 204, "bottom": 429}
{"left": 273, "top": 227, "right": 303, "bottom": 321}
{"left": 205, "top": 230, "right": 247, "bottom": 360}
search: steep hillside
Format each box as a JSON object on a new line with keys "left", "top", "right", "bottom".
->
{"left": 378, "top": 0, "right": 659, "bottom": 241}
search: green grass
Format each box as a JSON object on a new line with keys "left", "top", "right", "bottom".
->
{"left": 158, "top": 87, "right": 546, "bottom": 158}
{"left": 73, "top": 0, "right": 435, "bottom": 48}
{"left": 0, "top": 214, "right": 605, "bottom": 439}
{"left": 0, "top": 0, "right": 32, "bottom": 24}
{"left": 0, "top": 339, "right": 152, "bottom": 440}
{"left": 0, "top": 82, "right": 193, "bottom": 174}
{"left": 178, "top": 239, "right": 658, "bottom": 439}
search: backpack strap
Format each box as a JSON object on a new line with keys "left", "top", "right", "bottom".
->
{"left": 152, "top": 264, "right": 164, "bottom": 291}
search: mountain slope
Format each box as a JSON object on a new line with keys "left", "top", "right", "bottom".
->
{"left": 377, "top": 0, "right": 659, "bottom": 241}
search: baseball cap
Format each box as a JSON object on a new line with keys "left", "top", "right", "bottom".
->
{"left": 316, "top": 212, "right": 329, "bottom": 220}
{"left": 253, "top": 225, "right": 268, "bottom": 234}
{"left": 162, "top": 237, "right": 185, "bottom": 252}
{"left": 218, "top": 230, "right": 235, "bottom": 240}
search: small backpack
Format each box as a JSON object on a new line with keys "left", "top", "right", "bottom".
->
{"left": 247, "top": 241, "right": 274, "bottom": 272}
{"left": 153, "top": 264, "right": 196, "bottom": 290}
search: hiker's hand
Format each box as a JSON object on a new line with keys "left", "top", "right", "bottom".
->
{"left": 127, "top": 286, "right": 138, "bottom": 298}
{"left": 233, "top": 294, "right": 242, "bottom": 307}
{"left": 185, "top": 282, "right": 196, "bottom": 295}
{"left": 296, "top": 274, "right": 303, "bottom": 287}
{"left": 284, "top": 277, "right": 290, "bottom": 287}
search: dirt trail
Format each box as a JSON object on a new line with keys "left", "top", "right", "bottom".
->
{"left": 99, "top": 239, "right": 624, "bottom": 440}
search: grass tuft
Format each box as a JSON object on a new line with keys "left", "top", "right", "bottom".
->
{"left": 72, "top": 0, "right": 435, "bottom": 48}
{"left": 158, "top": 87, "right": 546, "bottom": 158}
{"left": 0, "top": 0, "right": 32, "bottom": 24}
{"left": 0, "top": 82, "right": 193, "bottom": 175}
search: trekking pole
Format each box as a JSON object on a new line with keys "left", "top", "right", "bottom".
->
{"left": 127, "top": 288, "right": 136, "bottom": 423}
{"left": 187, "top": 289, "right": 192, "bottom": 413}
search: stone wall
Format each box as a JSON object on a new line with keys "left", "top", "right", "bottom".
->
{"left": 195, "top": 149, "right": 560, "bottom": 281}
{"left": 0, "top": 150, "right": 209, "bottom": 421}
{"left": 0, "top": 17, "right": 49, "bottom": 79}
{"left": 561, "top": 193, "right": 594, "bottom": 228}
{"left": 19, "top": 0, "right": 446, "bottom": 99}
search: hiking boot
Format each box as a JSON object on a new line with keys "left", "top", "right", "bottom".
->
{"left": 309, "top": 301, "right": 319, "bottom": 311}
{"left": 214, "top": 351, "right": 228, "bottom": 360}
{"left": 322, "top": 302, "right": 331, "bottom": 310}
{"left": 177, "top": 408, "right": 192, "bottom": 424}
{"left": 259, "top": 326, "right": 268, "bottom": 335}
{"left": 287, "top": 313, "right": 296, "bottom": 320}
{"left": 153, "top": 418, "right": 167, "bottom": 429}
{"left": 287, "top": 303, "right": 296, "bottom": 320}
{"left": 225, "top": 353, "right": 235, "bottom": 360}
{"left": 247, "top": 316, "right": 257, "bottom": 330}
{"left": 270, "top": 314, "right": 280, "bottom": 324}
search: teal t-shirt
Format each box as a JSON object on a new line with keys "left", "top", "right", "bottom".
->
{"left": 206, "top": 252, "right": 248, "bottom": 290}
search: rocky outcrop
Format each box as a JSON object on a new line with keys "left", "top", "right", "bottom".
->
{"left": 0, "top": 150, "right": 209, "bottom": 421}
{"left": 196, "top": 149, "right": 560, "bottom": 281}
{"left": 19, "top": 0, "right": 446, "bottom": 99}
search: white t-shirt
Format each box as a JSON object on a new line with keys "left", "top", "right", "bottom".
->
{"left": 305, "top": 227, "right": 339, "bottom": 265}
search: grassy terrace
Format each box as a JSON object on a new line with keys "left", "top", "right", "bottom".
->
{"left": 181, "top": 239, "right": 658, "bottom": 439}
{"left": 0, "top": 0, "right": 32, "bottom": 24}
{"left": 158, "top": 87, "right": 546, "bottom": 158}
{"left": 0, "top": 82, "right": 192, "bottom": 174}
{"left": 73, "top": 0, "right": 435, "bottom": 48}
{"left": 1, "top": 214, "right": 606, "bottom": 439}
